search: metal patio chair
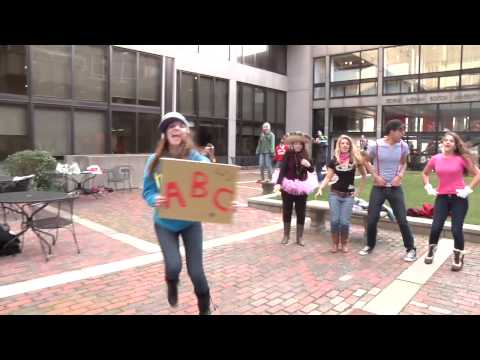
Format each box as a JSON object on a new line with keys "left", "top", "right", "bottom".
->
{"left": 105, "top": 165, "right": 133, "bottom": 191}
{"left": 31, "top": 192, "right": 80, "bottom": 254}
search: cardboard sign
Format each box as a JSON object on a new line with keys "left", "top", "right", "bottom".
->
{"left": 157, "top": 158, "right": 240, "bottom": 224}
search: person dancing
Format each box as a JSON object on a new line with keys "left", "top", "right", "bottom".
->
{"left": 423, "top": 131, "right": 480, "bottom": 271}
{"left": 274, "top": 132, "right": 316, "bottom": 246}
{"left": 315, "top": 135, "right": 366, "bottom": 253}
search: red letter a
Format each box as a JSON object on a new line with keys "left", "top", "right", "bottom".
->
{"left": 164, "top": 181, "right": 186, "bottom": 208}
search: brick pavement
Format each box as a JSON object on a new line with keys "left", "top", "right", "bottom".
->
{"left": 401, "top": 243, "right": 480, "bottom": 315}
{"left": 0, "top": 224, "right": 431, "bottom": 315}
{"left": 0, "top": 222, "right": 146, "bottom": 286}
{"left": 73, "top": 173, "right": 276, "bottom": 244}
{"left": 2, "top": 169, "right": 480, "bottom": 315}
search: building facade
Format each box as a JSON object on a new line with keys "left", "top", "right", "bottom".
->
{"left": 0, "top": 45, "right": 287, "bottom": 165}
{"left": 2, "top": 45, "right": 480, "bottom": 169}
{"left": 288, "top": 45, "right": 480, "bottom": 168}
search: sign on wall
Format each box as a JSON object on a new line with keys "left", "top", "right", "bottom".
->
{"left": 383, "top": 90, "right": 480, "bottom": 105}
{"left": 157, "top": 158, "right": 240, "bottom": 224}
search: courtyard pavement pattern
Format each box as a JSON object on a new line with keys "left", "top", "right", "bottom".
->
{"left": 1, "top": 170, "right": 479, "bottom": 315}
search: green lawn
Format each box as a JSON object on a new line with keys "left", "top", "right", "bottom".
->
{"left": 273, "top": 171, "right": 480, "bottom": 225}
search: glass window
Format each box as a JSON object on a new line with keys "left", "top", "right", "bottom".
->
{"left": 462, "top": 45, "right": 480, "bottom": 70}
{"left": 420, "top": 45, "right": 461, "bottom": 73}
{"left": 74, "top": 45, "right": 106, "bottom": 101}
{"left": 384, "top": 79, "right": 401, "bottom": 94}
{"left": 345, "top": 83, "right": 359, "bottom": 97}
{"left": 35, "top": 108, "right": 71, "bottom": 156}
{"left": 266, "top": 90, "right": 276, "bottom": 124}
{"left": 331, "top": 85, "right": 344, "bottom": 97}
{"left": 74, "top": 110, "right": 105, "bottom": 154}
{"left": 330, "top": 107, "right": 376, "bottom": 134}
{"left": 384, "top": 104, "right": 437, "bottom": 133}
{"left": 276, "top": 92, "right": 286, "bottom": 124}
{"left": 360, "top": 81, "right": 377, "bottom": 96}
{"left": 312, "top": 109, "right": 325, "bottom": 136}
{"left": 269, "top": 45, "right": 287, "bottom": 74}
{"left": 419, "top": 77, "right": 438, "bottom": 91}
{"left": 138, "top": 113, "right": 160, "bottom": 153}
{"left": 360, "top": 49, "right": 378, "bottom": 79}
{"left": 0, "top": 104, "right": 28, "bottom": 159}
{"left": 241, "top": 85, "right": 253, "bottom": 121}
{"left": 164, "top": 57, "right": 174, "bottom": 113}
{"left": 331, "top": 52, "right": 361, "bottom": 82}
{"left": 195, "top": 119, "right": 228, "bottom": 158}
{"left": 471, "top": 102, "right": 480, "bottom": 132}
{"left": 199, "top": 76, "right": 213, "bottom": 117}
{"left": 214, "top": 79, "right": 228, "bottom": 118}
{"left": 138, "top": 54, "right": 161, "bottom": 106}
{"left": 0, "top": 45, "right": 27, "bottom": 95}
{"left": 199, "top": 45, "right": 230, "bottom": 61}
{"left": 439, "top": 75, "right": 459, "bottom": 90}
{"left": 401, "top": 79, "right": 418, "bottom": 94}
{"left": 112, "top": 49, "right": 136, "bottom": 104}
{"left": 384, "top": 45, "right": 419, "bottom": 77}
{"left": 179, "top": 72, "right": 195, "bottom": 115}
{"left": 230, "top": 45, "right": 243, "bottom": 63}
{"left": 439, "top": 103, "right": 470, "bottom": 132}
{"left": 254, "top": 88, "right": 265, "bottom": 122}
{"left": 112, "top": 112, "right": 136, "bottom": 154}
{"left": 314, "top": 86, "right": 325, "bottom": 99}
{"left": 32, "top": 45, "right": 72, "bottom": 98}
{"left": 461, "top": 73, "right": 480, "bottom": 89}
{"left": 314, "top": 57, "right": 326, "bottom": 84}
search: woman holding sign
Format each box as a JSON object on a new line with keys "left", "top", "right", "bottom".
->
{"left": 274, "top": 132, "right": 316, "bottom": 246}
{"left": 143, "top": 112, "right": 213, "bottom": 315}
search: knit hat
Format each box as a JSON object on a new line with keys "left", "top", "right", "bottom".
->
{"left": 158, "top": 112, "right": 194, "bottom": 134}
{"left": 285, "top": 131, "right": 311, "bottom": 145}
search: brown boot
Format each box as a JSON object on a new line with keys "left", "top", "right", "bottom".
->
{"left": 281, "top": 222, "right": 291, "bottom": 245}
{"left": 340, "top": 232, "right": 349, "bottom": 253}
{"left": 296, "top": 224, "right": 305, "bottom": 246}
{"left": 330, "top": 233, "right": 340, "bottom": 253}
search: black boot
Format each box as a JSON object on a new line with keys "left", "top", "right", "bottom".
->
{"left": 196, "top": 290, "right": 211, "bottom": 315}
{"left": 296, "top": 224, "right": 305, "bottom": 247}
{"left": 424, "top": 244, "right": 437, "bottom": 265}
{"left": 281, "top": 222, "right": 291, "bottom": 245}
{"left": 166, "top": 279, "right": 178, "bottom": 307}
{"left": 451, "top": 249, "right": 465, "bottom": 272}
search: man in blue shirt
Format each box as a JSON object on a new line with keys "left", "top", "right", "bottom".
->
{"left": 359, "top": 119, "right": 417, "bottom": 262}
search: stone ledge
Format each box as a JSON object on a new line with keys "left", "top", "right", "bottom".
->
{"left": 247, "top": 193, "right": 480, "bottom": 243}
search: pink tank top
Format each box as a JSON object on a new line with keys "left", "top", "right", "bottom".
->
{"left": 427, "top": 154, "right": 467, "bottom": 195}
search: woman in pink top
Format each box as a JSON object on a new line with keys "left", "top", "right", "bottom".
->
{"left": 422, "top": 132, "right": 480, "bottom": 271}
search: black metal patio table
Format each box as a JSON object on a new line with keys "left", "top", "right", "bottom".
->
{"left": 0, "top": 191, "right": 77, "bottom": 261}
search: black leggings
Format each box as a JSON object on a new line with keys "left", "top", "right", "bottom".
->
{"left": 154, "top": 222, "right": 209, "bottom": 295}
{"left": 429, "top": 195, "right": 469, "bottom": 250}
{"left": 281, "top": 191, "right": 307, "bottom": 225}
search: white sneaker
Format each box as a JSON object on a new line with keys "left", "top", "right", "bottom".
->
{"left": 358, "top": 246, "right": 372, "bottom": 256}
{"left": 403, "top": 249, "right": 417, "bottom": 262}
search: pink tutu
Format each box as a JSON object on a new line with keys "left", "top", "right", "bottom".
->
{"left": 280, "top": 172, "right": 318, "bottom": 195}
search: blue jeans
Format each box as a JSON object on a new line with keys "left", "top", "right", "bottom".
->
{"left": 328, "top": 193, "right": 354, "bottom": 236}
{"left": 366, "top": 186, "right": 415, "bottom": 251}
{"left": 154, "top": 222, "right": 209, "bottom": 295}
{"left": 429, "top": 195, "right": 468, "bottom": 250}
{"left": 258, "top": 153, "right": 273, "bottom": 181}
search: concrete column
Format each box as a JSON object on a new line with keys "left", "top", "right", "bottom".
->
{"left": 286, "top": 46, "right": 312, "bottom": 134}
{"left": 324, "top": 55, "right": 330, "bottom": 137}
{"left": 228, "top": 79, "right": 237, "bottom": 164}
{"left": 376, "top": 47, "right": 384, "bottom": 138}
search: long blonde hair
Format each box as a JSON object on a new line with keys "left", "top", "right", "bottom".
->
{"left": 148, "top": 133, "right": 194, "bottom": 176}
{"left": 334, "top": 135, "right": 364, "bottom": 167}
{"left": 442, "top": 131, "right": 473, "bottom": 163}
